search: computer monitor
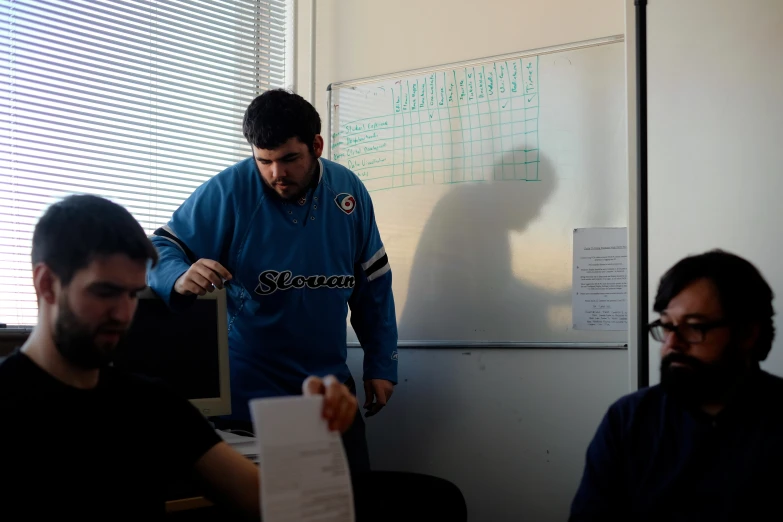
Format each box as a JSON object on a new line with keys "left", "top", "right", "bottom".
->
{"left": 114, "top": 287, "right": 231, "bottom": 417}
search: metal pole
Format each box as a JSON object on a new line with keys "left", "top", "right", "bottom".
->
{"left": 635, "top": 0, "right": 649, "bottom": 388}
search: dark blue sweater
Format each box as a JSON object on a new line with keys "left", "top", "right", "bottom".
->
{"left": 570, "top": 368, "right": 783, "bottom": 522}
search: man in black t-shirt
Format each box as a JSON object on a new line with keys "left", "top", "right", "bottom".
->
{"left": 0, "top": 195, "right": 358, "bottom": 521}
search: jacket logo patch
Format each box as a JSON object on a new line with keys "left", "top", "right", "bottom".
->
{"left": 391, "top": 351, "right": 398, "bottom": 361}
{"left": 255, "top": 270, "right": 356, "bottom": 296}
{"left": 334, "top": 193, "right": 356, "bottom": 215}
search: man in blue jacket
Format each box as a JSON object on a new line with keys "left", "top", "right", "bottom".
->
{"left": 147, "top": 89, "right": 398, "bottom": 473}
{"left": 570, "top": 250, "right": 783, "bottom": 521}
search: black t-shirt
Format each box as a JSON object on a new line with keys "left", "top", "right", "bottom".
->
{"left": 0, "top": 352, "right": 221, "bottom": 521}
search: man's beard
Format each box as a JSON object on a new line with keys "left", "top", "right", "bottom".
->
{"left": 53, "top": 294, "right": 127, "bottom": 369}
{"left": 268, "top": 155, "right": 318, "bottom": 200}
{"left": 660, "top": 348, "right": 747, "bottom": 405}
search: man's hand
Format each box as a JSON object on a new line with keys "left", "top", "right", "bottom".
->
{"left": 174, "top": 258, "right": 232, "bottom": 296}
{"left": 303, "top": 375, "right": 358, "bottom": 433}
{"left": 363, "top": 379, "right": 394, "bottom": 417}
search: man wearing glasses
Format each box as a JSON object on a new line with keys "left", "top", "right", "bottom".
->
{"left": 570, "top": 250, "right": 783, "bottom": 522}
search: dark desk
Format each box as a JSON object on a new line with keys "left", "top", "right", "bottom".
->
{"left": 166, "top": 496, "right": 213, "bottom": 513}
{"left": 166, "top": 470, "right": 468, "bottom": 522}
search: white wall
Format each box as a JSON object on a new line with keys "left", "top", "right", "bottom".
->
{"left": 645, "top": 0, "right": 783, "bottom": 385}
{"left": 300, "top": 0, "right": 625, "bottom": 114}
{"left": 297, "top": 2, "right": 628, "bottom": 520}
{"left": 625, "top": 0, "right": 639, "bottom": 391}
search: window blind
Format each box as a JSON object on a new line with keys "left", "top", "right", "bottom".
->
{"left": 0, "top": 0, "right": 293, "bottom": 325}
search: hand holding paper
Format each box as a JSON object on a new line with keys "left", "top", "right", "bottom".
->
{"left": 249, "top": 375, "right": 358, "bottom": 522}
{"left": 302, "top": 375, "right": 359, "bottom": 433}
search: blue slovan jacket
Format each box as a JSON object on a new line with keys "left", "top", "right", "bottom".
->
{"left": 147, "top": 157, "right": 398, "bottom": 421}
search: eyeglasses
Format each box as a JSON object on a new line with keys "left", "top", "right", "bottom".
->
{"left": 648, "top": 319, "right": 729, "bottom": 344}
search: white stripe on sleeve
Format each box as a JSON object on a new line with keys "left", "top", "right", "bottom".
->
{"left": 361, "top": 246, "right": 386, "bottom": 270}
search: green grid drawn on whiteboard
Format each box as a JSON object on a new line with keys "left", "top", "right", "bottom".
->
{"left": 331, "top": 56, "right": 540, "bottom": 192}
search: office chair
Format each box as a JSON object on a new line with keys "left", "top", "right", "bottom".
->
{"left": 353, "top": 470, "right": 468, "bottom": 522}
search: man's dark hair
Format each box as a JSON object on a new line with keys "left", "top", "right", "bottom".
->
{"left": 31, "top": 194, "right": 158, "bottom": 285}
{"left": 242, "top": 89, "right": 322, "bottom": 152}
{"left": 654, "top": 250, "right": 775, "bottom": 361}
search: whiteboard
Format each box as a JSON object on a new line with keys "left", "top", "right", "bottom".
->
{"left": 646, "top": 0, "right": 783, "bottom": 381}
{"left": 328, "top": 36, "right": 628, "bottom": 345}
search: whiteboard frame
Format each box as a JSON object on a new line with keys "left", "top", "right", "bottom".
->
{"left": 348, "top": 341, "right": 627, "bottom": 349}
{"left": 326, "top": 34, "right": 624, "bottom": 157}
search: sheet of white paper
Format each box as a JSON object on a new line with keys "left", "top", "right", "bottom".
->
{"left": 572, "top": 227, "right": 628, "bottom": 331}
{"left": 250, "top": 396, "right": 355, "bottom": 522}
{"left": 215, "top": 429, "right": 258, "bottom": 457}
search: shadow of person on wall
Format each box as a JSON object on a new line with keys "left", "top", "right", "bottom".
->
{"left": 399, "top": 153, "right": 564, "bottom": 341}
